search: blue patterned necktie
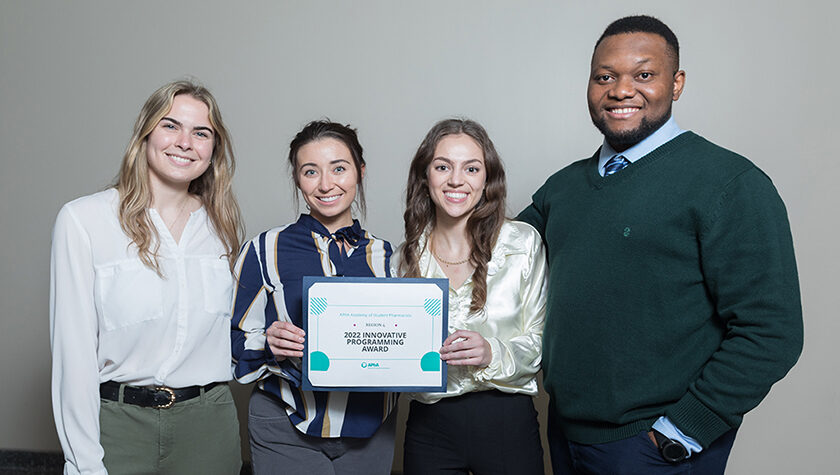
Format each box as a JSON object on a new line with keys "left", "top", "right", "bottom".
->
{"left": 604, "top": 154, "right": 630, "bottom": 176}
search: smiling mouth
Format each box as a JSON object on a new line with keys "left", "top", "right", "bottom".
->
{"left": 607, "top": 107, "right": 641, "bottom": 118}
{"left": 444, "top": 192, "right": 467, "bottom": 201}
{"left": 166, "top": 153, "right": 194, "bottom": 165}
{"left": 317, "top": 194, "right": 342, "bottom": 203}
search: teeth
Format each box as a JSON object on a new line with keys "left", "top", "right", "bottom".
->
{"left": 319, "top": 195, "right": 340, "bottom": 203}
{"left": 611, "top": 107, "right": 639, "bottom": 114}
{"left": 445, "top": 192, "right": 467, "bottom": 200}
{"left": 167, "top": 154, "right": 192, "bottom": 164}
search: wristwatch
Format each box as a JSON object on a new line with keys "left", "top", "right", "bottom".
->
{"left": 651, "top": 429, "right": 688, "bottom": 463}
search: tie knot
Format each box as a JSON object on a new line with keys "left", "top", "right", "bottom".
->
{"left": 604, "top": 155, "right": 629, "bottom": 176}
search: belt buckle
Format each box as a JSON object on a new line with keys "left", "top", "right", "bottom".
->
{"left": 153, "top": 386, "right": 176, "bottom": 409}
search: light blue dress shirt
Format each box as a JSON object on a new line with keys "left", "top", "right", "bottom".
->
{"left": 596, "top": 116, "right": 703, "bottom": 456}
{"left": 597, "top": 116, "right": 686, "bottom": 176}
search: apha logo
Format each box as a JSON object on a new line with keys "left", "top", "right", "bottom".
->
{"left": 360, "top": 362, "right": 380, "bottom": 368}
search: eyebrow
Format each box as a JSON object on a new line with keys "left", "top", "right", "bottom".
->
{"left": 299, "top": 159, "right": 352, "bottom": 168}
{"left": 432, "top": 156, "right": 483, "bottom": 165}
{"left": 161, "top": 116, "right": 214, "bottom": 136}
{"left": 595, "top": 57, "right": 653, "bottom": 70}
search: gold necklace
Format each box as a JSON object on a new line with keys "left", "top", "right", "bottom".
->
{"left": 164, "top": 196, "right": 190, "bottom": 231}
{"left": 431, "top": 236, "right": 470, "bottom": 266}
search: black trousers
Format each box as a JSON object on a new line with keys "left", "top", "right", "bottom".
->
{"left": 403, "top": 390, "right": 544, "bottom": 475}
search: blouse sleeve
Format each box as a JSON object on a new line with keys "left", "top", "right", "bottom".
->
{"left": 230, "top": 240, "right": 272, "bottom": 383}
{"left": 475, "top": 226, "right": 547, "bottom": 389}
{"left": 230, "top": 239, "right": 300, "bottom": 384}
{"left": 50, "top": 205, "right": 108, "bottom": 475}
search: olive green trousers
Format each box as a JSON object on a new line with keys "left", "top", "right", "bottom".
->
{"left": 99, "top": 383, "right": 242, "bottom": 475}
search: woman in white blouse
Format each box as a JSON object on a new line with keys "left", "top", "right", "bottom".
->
{"left": 398, "top": 118, "right": 548, "bottom": 474}
{"left": 50, "top": 80, "right": 243, "bottom": 475}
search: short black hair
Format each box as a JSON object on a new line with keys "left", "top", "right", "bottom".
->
{"left": 595, "top": 15, "right": 680, "bottom": 71}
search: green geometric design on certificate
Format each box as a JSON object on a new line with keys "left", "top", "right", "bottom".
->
{"left": 309, "top": 297, "right": 328, "bottom": 316}
{"left": 420, "top": 351, "right": 440, "bottom": 371}
{"left": 310, "top": 351, "right": 330, "bottom": 371}
{"left": 423, "top": 298, "right": 441, "bottom": 317}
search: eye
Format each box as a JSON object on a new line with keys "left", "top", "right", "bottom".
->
{"left": 302, "top": 169, "right": 317, "bottom": 177}
{"left": 195, "top": 131, "right": 210, "bottom": 138}
{"left": 595, "top": 74, "right": 613, "bottom": 83}
{"left": 162, "top": 122, "right": 177, "bottom": 130}
{"left": 638, "top": 72, "right": 653, "bottom": 80}
{"left": 434, "top": 164, "right": 449, "bottom": 172}
{"left": 334, "top": 165, "right": 346, "bottom": 173}
{"left": 466, "top": 166, "right": 481, "bottom": 174}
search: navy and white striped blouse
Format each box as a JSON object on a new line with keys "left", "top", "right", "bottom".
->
{"left": 231, "top": 214, "right": 398, "bottom": 438}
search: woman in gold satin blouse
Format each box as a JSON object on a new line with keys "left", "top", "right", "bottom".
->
{"left": 397, "top": 118, "right": 548, "bottom": 475}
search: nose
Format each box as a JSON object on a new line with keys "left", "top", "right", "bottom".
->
{"left": 608, "top": 75, "right": 635, "bottom": 100}
{"left": 447, "top": 169, "right": 465, "bottom": 186}
{"left": 318, "top": 173, "right": 333, "bottom": 192}
{"left": 175, "top": 129, "right": 192, "bottom": 150}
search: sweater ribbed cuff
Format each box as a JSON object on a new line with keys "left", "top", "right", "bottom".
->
{"left": 666, "top": 392, "right": 733, "bottom": 448}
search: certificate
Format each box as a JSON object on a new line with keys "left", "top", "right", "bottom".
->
{"left": 301, "top": 276, "right": 448, "bottom": 392}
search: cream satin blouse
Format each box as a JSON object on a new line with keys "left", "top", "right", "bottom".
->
{"left": 397, "top": 220, "right": 548, "bottom": 404}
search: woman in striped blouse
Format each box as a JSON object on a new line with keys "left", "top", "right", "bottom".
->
{"left": 231, "top": 120, "right": 397, "bottom": 474}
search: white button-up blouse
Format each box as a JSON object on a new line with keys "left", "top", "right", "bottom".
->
{"left": 396, "top": 220, "right": 548, "bottom": 404}
{"left": 49, "top": 188, "right": 234, "bottom": 475}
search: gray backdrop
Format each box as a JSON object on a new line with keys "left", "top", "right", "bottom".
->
{"left": 1, "top": 1, "right": 835, "bottom": 473}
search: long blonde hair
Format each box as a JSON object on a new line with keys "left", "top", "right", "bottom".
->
{"left": 114, "top": 80, "right": 243, "bottom": 273}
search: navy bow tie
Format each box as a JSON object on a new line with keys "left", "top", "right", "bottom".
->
{"left": 332, "top": 225, "right": 363, "bottom": 247}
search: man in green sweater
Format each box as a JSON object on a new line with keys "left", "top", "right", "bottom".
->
{"left": 517, "top": 15, "right": 802, "bottom": 474}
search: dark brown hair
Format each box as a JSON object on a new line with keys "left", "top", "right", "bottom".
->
{"left": 400, "top": 118, "right": 506, "bottom": 313}
{"left": 287, "top": 120, "right": 367, "bottom": 217}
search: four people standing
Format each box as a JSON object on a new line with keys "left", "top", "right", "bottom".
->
{"left": 50, "top": 13, "right": 802, "bottom": 475}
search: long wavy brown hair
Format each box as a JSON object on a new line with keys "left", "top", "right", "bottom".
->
{"left": 400, "top": 118, "right": 507, "bottom": 313}
{"left": 114, "top": 80, "right": 243, "bottom": 273}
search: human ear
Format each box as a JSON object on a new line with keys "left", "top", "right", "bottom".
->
{"left": 672, "top": 70, "right": 686, "bottom": 101}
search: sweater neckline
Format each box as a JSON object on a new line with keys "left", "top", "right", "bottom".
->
{"left": 586, "top": 131, "right": 698, "bottom": 189}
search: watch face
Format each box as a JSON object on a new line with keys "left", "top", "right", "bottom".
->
{"left": 662, "top": 440, "right": 688, "bottom": 462}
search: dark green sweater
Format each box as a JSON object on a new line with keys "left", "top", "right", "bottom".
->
{"left": 517, "top": 132, "right": 802, "bottom": 447}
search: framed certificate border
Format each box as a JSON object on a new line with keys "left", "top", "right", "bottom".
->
{"left": 301, "top": 276, "right": 448, "bottom": 392}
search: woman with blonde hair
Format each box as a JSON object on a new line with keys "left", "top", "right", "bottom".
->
{"left": 398, "top": 118, "right": 547, "bottom": 474}
{"left": 50, "top": 79, "right": 243, "bottom": 474}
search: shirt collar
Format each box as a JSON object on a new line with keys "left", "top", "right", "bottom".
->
{"left": 598, "top": 116, "right": 684, "bottom": 175}
{"left": 417, "top": 221, "right": 529, "bottom": 277}
{"left": 297, "top": 214, "right": 364, "bottom": 246}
